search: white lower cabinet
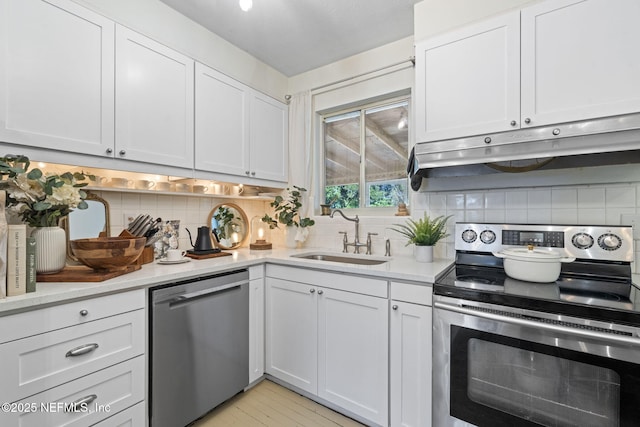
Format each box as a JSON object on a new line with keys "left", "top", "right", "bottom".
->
{"left": 249, "top": 265, "right": 265, "bottom": 384}
{"left": 93, "top": 401, "right": 145, "bottom": 427}
{"left": 0, "top": 289, "right": 146, "bottom": 427}
{"left": 4, "top": 357, "right": 145, "bottom": 427}
{"left": 390, "top": 282, "right": 432, "bottom": 427}
{"left": 266, "top": 265, "right": 389, "bottom": 426}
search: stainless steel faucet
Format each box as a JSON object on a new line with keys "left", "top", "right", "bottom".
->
{"left": 330, "top": 209, "right": 367, "bottom": 253}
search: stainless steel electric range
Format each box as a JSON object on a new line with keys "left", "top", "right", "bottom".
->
{"left": 433, "top": 223, "right": 640, "bottom": 427}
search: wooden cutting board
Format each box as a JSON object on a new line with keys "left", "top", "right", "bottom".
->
{"left": 185, "top": 251, "right": 232, "bottom": 260}
{"left": 37, "top": 264, "right": 141, "bottom": 282}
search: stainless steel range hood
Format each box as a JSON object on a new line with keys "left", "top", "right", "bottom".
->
{"left": 414, "top": 113, "right": 640, "bottom": 169}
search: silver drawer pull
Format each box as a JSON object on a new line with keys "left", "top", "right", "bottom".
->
{"left": 65, "top": 343, "right": 99, "bottom": 357}
{"left": 65, "top": 394, "right": 98, "bottom": 412}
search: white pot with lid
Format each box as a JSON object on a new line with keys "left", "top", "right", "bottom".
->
{"left": 493, "top": 245, "right": 576, "bottom": 283}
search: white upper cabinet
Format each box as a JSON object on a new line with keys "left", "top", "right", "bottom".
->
{"left": 195, "top": 63, "right": 249, "bottom": 177}
{"left": 415, "top": 0, "right": 640, "bottom": 142}
{"left": 195, "top": 62, "right": 288, "bottom": 184}
{"left": 521, "top": 0, "right": 640, "bottom": 127}
{"left": 415, "top": 10, "right": 520, "bottom": 142}
{"left": 115, "top": 26, "right": 194, "bottom": 169}
{"left": 249, "top": 91, "right": 288, "bottom": 182}
{"left": 0, "top": 0, "right": 115, "bottom": 155}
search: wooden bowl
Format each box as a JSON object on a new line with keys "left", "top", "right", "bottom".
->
{"left": 70, "top": 237, "right": 146, "bottom": 271}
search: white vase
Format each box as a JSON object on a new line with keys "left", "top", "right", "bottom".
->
{"left": 414, "top": 245, "right": 434, "bottom": 263}
{"left": 31, "top": 226, "right": 67, "bottom": 274}
{"left": 284, "top": 225, "right": 299, "bottom": 249}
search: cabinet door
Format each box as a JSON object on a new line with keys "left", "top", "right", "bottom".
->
{"left": 318, "top": 287, "right": 388, "bottom": 426}
{"left": 415, "top": 10, "right": 520, "bottom": 142}
{"left": 249, "top": 92, "right": 288, "bottom": 182}
{"left": 265, "top": 277, "right": 317, "bottom": 394}
{"left": 195, "top": 62, "right": 250, "bottom": 176}
{"left": 0, "top": 0, "right": 114, "bottom": 156}
{"left": 390, "top": 301, "right": 432, "bottom": 427}
{"left": 521, "top": 0, "right": 640, "bottom": 127}
{"left": 249, "top": 277, "right": 265, "bottom": 384}
{"left": 115, "top": 26, "right": 194, "bottom": 168}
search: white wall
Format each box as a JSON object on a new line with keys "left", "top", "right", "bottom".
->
{"left": 73, "top": 0, "right": 288, "bottom": 101}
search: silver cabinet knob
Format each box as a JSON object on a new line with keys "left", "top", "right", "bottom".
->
{"left": 510, "top": 120, "right": 517, "bottom": 126}
{"left": 119, "top": 150, "right": 126, "bottom": 156}
{"left": 251, "top": 171, "right": 256, "bottom": 176}
{"left": 552, "top": 128, "right": 561, "bottom": 136}
{"left": 392, "top": 305, "right": 398, "bottom": 310}
{"left": 318, "top": 289, "right": 324, "bottom": 295}
{"left": 245, "top": 171, "right": 250, "bottom": 175}
{"left": 524, "top": 117, "right": 531, "bottom": 124}
{"left": 309, "top": 288, "right": 315, "bottom": 293}
{"left": 105, "top": 148, "right": 113, "bottom": 154}
{"left": 484, "top": 137, "right": 492, "bottom": 144}
{"left": 79, "top": 309, "right": 88, "bottom": 316}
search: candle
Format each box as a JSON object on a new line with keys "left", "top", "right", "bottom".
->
{"left": 258, "top": 227, "right": 264, "bottom": 239}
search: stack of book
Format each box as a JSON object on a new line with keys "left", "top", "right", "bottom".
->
{"left": 3, "top": 224, "right": 37, "bottom": 298}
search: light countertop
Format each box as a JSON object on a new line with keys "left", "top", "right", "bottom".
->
{"left": 0, "top": 248, "right": 454, "bottom": 315}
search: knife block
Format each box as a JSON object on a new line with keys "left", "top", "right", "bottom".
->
{"left": 135, "top": 246, "right": 155, "bottom": 265}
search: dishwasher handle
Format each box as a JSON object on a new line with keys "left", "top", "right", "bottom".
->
{"left": 155, "top": 280, "right": 246, "bottom": 307}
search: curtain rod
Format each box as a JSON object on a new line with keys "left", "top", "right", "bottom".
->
{"left": 307, "top": 56, "right": 415, "bottom": 95}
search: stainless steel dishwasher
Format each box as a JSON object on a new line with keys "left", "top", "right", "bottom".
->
{"left": 150, "top": 269, "right": 249, "bottom": 427}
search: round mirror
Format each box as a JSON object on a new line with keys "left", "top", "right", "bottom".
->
{"left": 207, "top": 203, "right": 249, "bottom": 249}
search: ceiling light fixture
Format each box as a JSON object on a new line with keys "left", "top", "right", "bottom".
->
{"left": 239, "top": 0, "right": 252, "bottom": 12}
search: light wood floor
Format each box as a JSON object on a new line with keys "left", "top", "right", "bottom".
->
{"left": 192, "top": 380, "right": 365, "bottom": 427}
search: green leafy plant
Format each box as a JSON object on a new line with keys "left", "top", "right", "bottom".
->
{"left": 262, "top": 186, "right": 315, "bottom": 229}
{"left": 0, "top": 155, "right": 92, "bottom": 227}
{"left": 390, "top": 214, "right": 452, "bottom": 246}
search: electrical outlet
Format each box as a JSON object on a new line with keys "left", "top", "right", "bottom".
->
{"left": 620, "top": 214, "right": 640, "bottom": 240}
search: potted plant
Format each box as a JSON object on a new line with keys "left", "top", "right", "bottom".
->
{"left": 262, "top": 186, "right": 315, "bottom": 248}
{"left": 390, "top": 213, "right": 452, "bottom": 262}
{"left": 0, "top": 155, "right": 91, "bottom": 273}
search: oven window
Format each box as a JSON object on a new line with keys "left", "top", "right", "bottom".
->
{"left": 467, "top": 338, "right": 620, "bottom": 427}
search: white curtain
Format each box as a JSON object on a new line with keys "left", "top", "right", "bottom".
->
{"left": 288, "top": 91, "right": 313, "bottom": 242}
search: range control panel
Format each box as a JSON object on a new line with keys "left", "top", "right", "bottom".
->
{"left": 455, "top": 223, "right": 633, "bottom": 262}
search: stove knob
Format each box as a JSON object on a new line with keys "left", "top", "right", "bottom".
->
{"left": 572, "top": 232, "right": 594, "bottom": 249}
{"left": 598, "top": 233, "right": 622, "bottom": 251}
{"left": 480, "top": 230, "right": 496, "bottom": 244}
{"left": 461, "top": 229, "right": 477, "bottom": 243}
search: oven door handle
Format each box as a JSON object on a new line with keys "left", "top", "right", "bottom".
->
{"left": 434, "top": 301, "right": 640, "bottom": 346}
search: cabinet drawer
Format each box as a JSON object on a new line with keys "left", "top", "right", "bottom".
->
{"left": 92, "top": 401, "right": 145, "bottom": 427}
{"left": 390, "top": 281, "right": 432, "bottom": 306}
{"left": 0, "top": 289, "right": 145, "bottom": 344}
{"left": 0, "top": 309, "right": 144, "bottom": 404}
{"left": 4, "top": 356, "right": 145, "bottom": 427}
{"left": 266, "top": 265, "right": 387, "bottom": 298}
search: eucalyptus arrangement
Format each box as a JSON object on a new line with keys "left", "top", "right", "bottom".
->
{"left": 390, "top": 213, "right": 452, "bottom": 246}
{"left": 0, "top": 155, "right": 91, "bottom": 227}
{"left": 262, "top": 186, "right": 314, "bottom": 247}
{"left": 261, "top": 186, "right": 315, "bottom": 229}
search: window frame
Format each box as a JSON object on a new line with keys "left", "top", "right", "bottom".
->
{"left": 319, "top": 94, "right": 410, "bottom": 216}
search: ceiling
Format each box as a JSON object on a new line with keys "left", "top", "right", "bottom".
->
{"left": 158, "top": 0, "right": 420, "bottom": 77}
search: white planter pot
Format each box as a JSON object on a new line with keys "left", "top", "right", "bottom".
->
{"left": 414, "top": 245, "right": 434, "bottom": 263}
{"left": 284, "top": 226, "right": 299, "bottom": 249}
{"left": 31, "top": 226, "right": 67, "bottom": 274}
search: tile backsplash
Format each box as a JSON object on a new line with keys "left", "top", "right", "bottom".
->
{"left": 95, "top": 179, "right": 639, "bottom": 274}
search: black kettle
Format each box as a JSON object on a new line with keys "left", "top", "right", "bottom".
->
{"left": 186, "top": 226, "right": 215, "bottom": 252}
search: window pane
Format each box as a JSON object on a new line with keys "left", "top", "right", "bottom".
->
{"left": 324, "top": 112, "right": 361, "bottom": 208}
{"left": 364, "top": 102, "right": 409, "bottom": 207}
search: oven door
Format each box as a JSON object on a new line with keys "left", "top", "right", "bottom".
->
{"left": 433, "top": 295, "right": 640, "bottom": 427}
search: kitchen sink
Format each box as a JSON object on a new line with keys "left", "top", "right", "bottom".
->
{"left": 291, "top": 252, "right": 388, "bottom": 265}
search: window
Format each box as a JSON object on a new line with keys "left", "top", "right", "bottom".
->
{"left": 322, "top": 98, "right": 409, "bottom": 210}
